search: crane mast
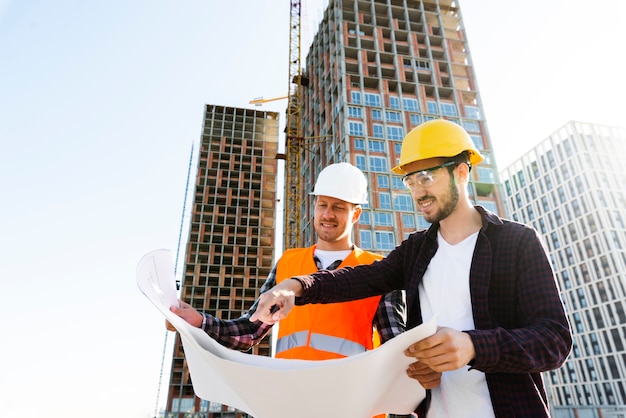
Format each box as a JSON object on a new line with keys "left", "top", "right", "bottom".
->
{"left": 284, "top": 0, "right": 304, "bottom": 250}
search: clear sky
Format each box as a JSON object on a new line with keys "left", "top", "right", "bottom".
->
{"left": 0, "top": 1, "right": 623, "bottom": 417}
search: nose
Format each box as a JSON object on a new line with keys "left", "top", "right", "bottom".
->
{"left": 408, "top": 185, "right": 427, "bottom": 200}
{"left": 321, "top": 206, "right": 335, "bottom": 219}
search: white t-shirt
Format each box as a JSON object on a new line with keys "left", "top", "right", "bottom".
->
{"left": 314, "top": 248, "right": 351, "bottom": 270}
{"left": 418, "top": 231, "right": 495, "bottom": 418}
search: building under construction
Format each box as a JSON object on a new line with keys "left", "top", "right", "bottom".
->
{"left": 163, "top": 105, "right": 279, "bottom": 417}
{"left": 297, "top": 0, "right": 503, "bottom": 250}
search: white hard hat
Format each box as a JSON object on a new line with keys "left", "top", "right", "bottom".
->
{"left": 309, "top": 162, "right": 368, "bottom": 204}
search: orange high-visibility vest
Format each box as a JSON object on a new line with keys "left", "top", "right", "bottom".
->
{"left": 275, "top": 246, "right": 383, "bottom": 360}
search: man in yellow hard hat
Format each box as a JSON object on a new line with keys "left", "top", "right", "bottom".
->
{"left": 251, "top": 119, "right": 572, "bottom": 417}
{"left": 168, "top": 162, "right": 408, "bottom": 417}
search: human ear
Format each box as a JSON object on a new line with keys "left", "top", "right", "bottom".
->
{"left": 351, "top": 205, "right": 362, "bottom": 224}
{"left": 456, "top": 162, "right": 470, "bottom": 184}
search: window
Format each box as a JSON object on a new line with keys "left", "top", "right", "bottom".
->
{"left": 371, "top": 109, "right": 382, "bottom": 120}
{"left": 562, "top": 270, "right": 572, "bottom": 289}
{"left": 531, "top": 161, "right": 540, "bottom": 178}
{"left": 392, "top": 177, "right": 404, "bottom": 190}
{"left": 477, "top": 167, "right": 495, "bottom": 183}
{"left": 364, "top": 93, "right": 381, "bottom": 107}
{"left": 464, "top": 105, "right": 480, "bottom": 119}
{"left": 462, "top": 120, "right": 480, "bottom": 133}
{"left": 504, "top": 180, "right": 511, "bottom": 196}
{"left": 539, "top": 218, "right": 548, "bottom": 234}
{"left": 369, "top": 140, "right": 385, "bottom": 153}
{"left": 563, "top": 138, "right": 574, "bottom": 156}
{"left": 561, "top": 164, "right": 570, "bottom": 180}
{"left": 394, "top": 194, "right": 413, "bottom": 211}
{"left": 369, "top": 156, "right": 388, "bottom": 173}
{"left": 379, "top": 192, "right": 391, "bottom": 209}
{"left": 355, "top": 155, "right": 366, "bottom": 170}
{"left": 375, "top": 231, "right": 395, "bottom": 250}
{"left": 351, "top": 91, "right": 362, "bottom": 104}
{"left": 545, "top": 175, "right": 553, "bottom": 190}
{"left": 417, "top": 215, "right": 430, "bottom": 229}
{"left": 614, "top": 211, "right": 624, "bottom": 229}
{"left": 385, "top": 111, "right": 402, "bottom": 122}
{"left": 416, "top": 60, "right": 430, "bottom": 70}
{"left": 410, "top": 114, "right": 421, "bottom": 125}
{"left": 354, "top": 138, "right": 365, "bottom": 150}
{"left": 172, "top": 398, "right": 195, "bottom": 412}
{"left": 440, "top": 102, "right": 458, "bottom": 116}
{"left": 349, "top": 121, "right": 364, "bottom": 136}
{"left": 570, "top": 315, "right": 584, "bottom": 338}
{"left": 359, "top": 211, "right": 371, "bottom": 225}
{"left": 547, "top": 150, "right": 556, "bottom": 168}
{"left": 389, "top": 96, "right": 400, "bottom": 109}
{"left": 348, "top": 106, "right": 362, "bottom": 118}
{"left": 515, "top": 193, "right": 523, "bottom": 209}
{"left": 403, "top": 98, "right": 419, "bottom": 111}
{"left": 372, "top": 124, "right": 384, "bottom": 138}
{"left": 470, "top": 135, "right": 483, "bottom": 149}
{"left": 360, "top": 230, "right": 372, "bottom": 249}
{"left": 402, "top": 214, "right": 416, "bottom": 229}
{"left": 567, "top": 223, "right": 578, "bottom": 241}
{"left": 374, "top": 212, "right": 393, "bottom": 226}
{"left": 387, "top": 126, "right": 403, "bottom": 140}
{"left": 377, "top": 174, "right": 389, "bottom": 188}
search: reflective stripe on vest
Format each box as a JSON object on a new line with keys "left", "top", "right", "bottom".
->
{"left": 275, "top": 332, "right": 368, "bottom": 357}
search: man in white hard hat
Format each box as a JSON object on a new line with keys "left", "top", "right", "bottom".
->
{"left": 251, "top": 120, "right": 572, "bottom": 417}
{"left": 169, "top": 163, "right": 407, "bottom": 416}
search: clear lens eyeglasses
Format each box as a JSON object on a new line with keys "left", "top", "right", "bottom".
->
{"left": 401, "top": 161, "right": 457, "bottom": 189}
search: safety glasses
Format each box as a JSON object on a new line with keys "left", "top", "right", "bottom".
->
{"left": 401, "top": 161, "right": 457, "bottom": 189}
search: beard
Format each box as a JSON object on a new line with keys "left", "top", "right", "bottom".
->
{"left": 420, "top": 177, "right": 459, "bottom": 223}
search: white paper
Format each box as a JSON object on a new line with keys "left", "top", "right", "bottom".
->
{"left": 136, "top": 249, "right": 179, "bottom": 308}
{"left": 137, "top": 249, "right": 435, "bottom": 418}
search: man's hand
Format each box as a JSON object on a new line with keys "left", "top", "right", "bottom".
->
{"left": 249, "top": 278, "right": 304, "bottom": 324}
{"left": 404, "top": 327, "right": 476, "bottom": 372}
{"left": 406, "top": 361, "right": 442, "bottom": 389}
{"left": 166, "top": 300, "right": 203, "bottom": 331}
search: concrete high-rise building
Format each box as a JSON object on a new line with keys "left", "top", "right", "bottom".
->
{"left": 500, "top": 121, "right": 626, "bottom": 418}
{"left": 163, "top": 105, "right": 279, "bottom": 417}
{"left": 298, "top": 0, "right": 503, "bottom": 249}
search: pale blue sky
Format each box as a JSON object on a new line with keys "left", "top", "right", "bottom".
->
{"left": 0, "top": 1, "right": 624, "bottom": 417}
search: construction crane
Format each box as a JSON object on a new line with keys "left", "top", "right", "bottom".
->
{"left": 249, "top": 96, "right": 288, "bottom": 105}
{"left": 249, "top": 1, "right": 310, "bottom": 250}
{"left": 283, "top": 0, "right": 306, "bottom": 250}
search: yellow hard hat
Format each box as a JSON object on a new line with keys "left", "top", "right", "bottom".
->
{"left": 391, "top": 119, "right": 484, "bottom": 175}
